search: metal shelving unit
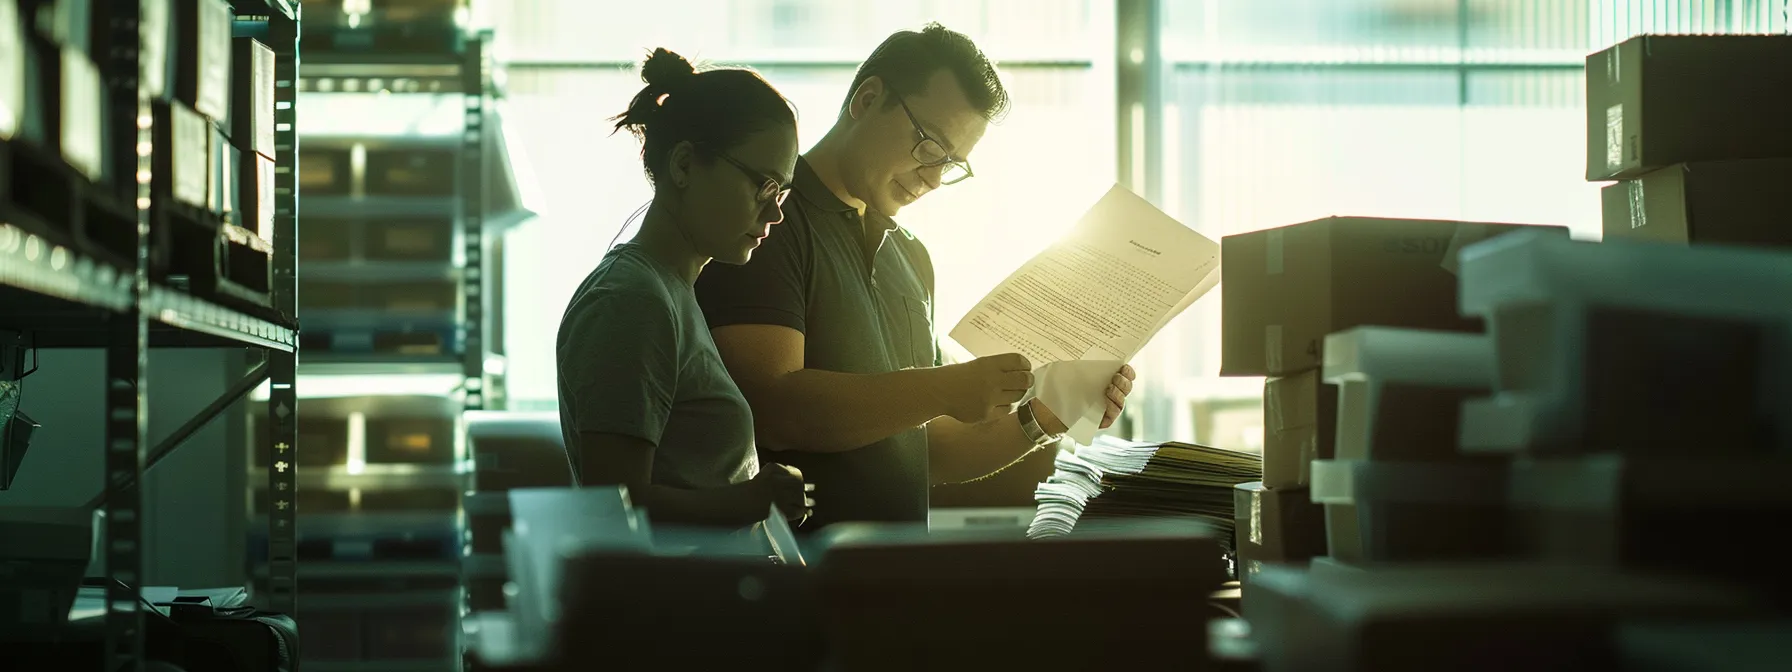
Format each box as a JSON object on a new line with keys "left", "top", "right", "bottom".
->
{"left": 0, "top": 1, "right": 302, "bottom": 669}
{"left": 266, "top": 5, "right": 523, "bottom": 665}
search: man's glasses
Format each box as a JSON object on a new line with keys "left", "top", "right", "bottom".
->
{"left": 715, "top": 152, "right": 793, "bottom": 206}
{"left": 891, "top": 92, "right": 974, "bottom": 186}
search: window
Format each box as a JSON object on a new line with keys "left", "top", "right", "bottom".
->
{"left": 1144, "top": 0, "right": 1787, "bottom": 448}
{"left": 495, "top": 1, "right": 1114, "bottom": 408}
{"left": 494, "top": 0, "right": 1788, "bottom": 451}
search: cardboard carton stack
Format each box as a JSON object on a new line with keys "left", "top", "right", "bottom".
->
{"left": 1220, "top": 216, "right": 1563, "bottom": 577}
{"left": 1227, "top": 34, "right": 1792, "bottom": 671}
{"left": 1588, "top": 35, "right": 1792, "bottom": 250}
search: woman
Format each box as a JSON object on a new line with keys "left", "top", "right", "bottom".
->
{"left": 556, "top": 48, "right": 810, "bottom": 528}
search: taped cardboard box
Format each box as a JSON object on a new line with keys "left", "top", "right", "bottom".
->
{"left": 1601, "top": 158, "right": 1792, "bottom": 250}
{"left": 1262, "top": 370, "right": 1336, "bottom": 488}
{"left": 1586, "top": 35, "right": 1792, "bottom": 181}
{"left": 1220, "top": 217, "right": 1560, "bottom": 377}
{"left": 1233, "top": 482, "right": 1326, "bottom": 584}
{"left": 175, "top": 0, "right": 232, "bottom": 121}
{"left": 229, "top": 37, "right": 277, "bottom": 159}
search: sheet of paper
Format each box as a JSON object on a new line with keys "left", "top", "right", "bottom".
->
{"left": 949, "top": 184, "right": 1221, "bottom": 442}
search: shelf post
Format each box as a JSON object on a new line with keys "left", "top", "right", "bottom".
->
{"left": 105, "top": 0, "right": 151, "bottom": 667}
{"left": 265, "top": 3, "right": 302, "bottom": 617}
{"left": 461, "top": 31, "right": 489, "bottom": 413}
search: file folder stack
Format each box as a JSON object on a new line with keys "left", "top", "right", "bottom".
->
{"left": 1029, "top": 437, "right": 1260, "bottom": 542}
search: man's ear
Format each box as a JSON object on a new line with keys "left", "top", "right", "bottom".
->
{"left": 667, "top": 140, "right": 695, "bottom": 187}
{"left": 848, "top": 76, "right": 885, "bottom": 122}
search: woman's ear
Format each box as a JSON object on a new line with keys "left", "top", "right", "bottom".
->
{"left": 667, "top": 140, "right": 695, "bottom": 188}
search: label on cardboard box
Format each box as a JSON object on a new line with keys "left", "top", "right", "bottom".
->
{"left": 1604, "top": 104, "right": 1624, "bottom": 170}
{"left": 1249, "top": 489, "right": 1263, "bottom": 545}
{"left": 1625, "top": 181, "right": 1646, "bottom": 230}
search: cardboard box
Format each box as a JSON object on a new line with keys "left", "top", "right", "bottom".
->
{"left": 365, "top": 417, "right": 455, "bottom": 465}
{"left": 230, "top": 37, "right": 276, "bottom": 159}
{"left": 238, "top": 152, "right": 276, "bottom": 243}
{"left": 1586, "top": 35, "right": 1792, "bottom": 181}
{"left": 1233, "top": 482, "right": 1326, "bottom": 582}
{"left": 206, "top": 126, "right": 226, "bottom": 214}
{"left": 175, "top": 0, "right": 232, "bottom": 120}
{"left": 0, "top": 0, "right": 22, "bottom": 141}
{"left": 1220, "top": 217, "right": 1557, "bottom": 377}
{"left": 367, "top": 218, "right": 454, "bottom": 262}
{"left": 1262, "top": 370, "right": 1336, "bottom": 488}
{"left": 298, "top": 145, "right": 351, "bottom": 196}
{"left": 1601, "top": 158, "right": 1792, "bottom": 250}
{"left": 151, "top": 101, "right": 210, "bottom": 208}
{"left": 140, "top": 0, "right": 173, "bottom": 100}
{"left": 56, "top": 47, "right": 103, "bottom": 182}
{"left": 366, "top": 145, "right": 456, "bottom": 196}
{"left": 297, "top": 217, "right": 353, "bottom": 261}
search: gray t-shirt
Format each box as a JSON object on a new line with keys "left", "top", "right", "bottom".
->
{"left": 557, "top": 243, "right": 760, "bottom": 491}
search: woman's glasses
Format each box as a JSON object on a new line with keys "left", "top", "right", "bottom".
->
{"left": 715, "top": 152, "right": 793, "bottom": 205}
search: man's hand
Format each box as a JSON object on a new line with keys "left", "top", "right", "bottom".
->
{"left": 928, "top": 353, "right": 1033, "bottom": 424}
{"left": 751, "top": 463, "right": 814, "bottom": 522}
{"left": 1028, "top": 363, "right": 1137, "bottom": 434}
{"left": 1100, "top": 364, "right": 1137, "bottom": 429}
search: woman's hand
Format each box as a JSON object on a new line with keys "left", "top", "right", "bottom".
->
{"left": 753, "top": 462, "right": 814, "bottom": 523}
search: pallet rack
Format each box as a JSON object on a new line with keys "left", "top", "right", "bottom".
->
{"left": 0, "top": 1, "right": 301, "bottom": 670}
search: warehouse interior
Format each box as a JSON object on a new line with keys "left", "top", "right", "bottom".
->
{"left": 2, "top": 0, "right": 1790, "bottom": 670}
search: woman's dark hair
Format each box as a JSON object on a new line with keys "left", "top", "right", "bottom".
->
{"left": 611, "top": 48, "right": 796, "bottom": 187}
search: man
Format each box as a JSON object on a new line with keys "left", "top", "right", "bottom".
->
{"left": 694, "top": 23, "right": 1137, "bottom": 530}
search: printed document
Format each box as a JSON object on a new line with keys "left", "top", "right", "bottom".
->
{"left": 949, "top": 185, "right": 1220, "bottom": 443}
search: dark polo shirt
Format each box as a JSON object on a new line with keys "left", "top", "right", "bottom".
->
{"left": 694, "top": 157, "right": 939, "bottom": 529}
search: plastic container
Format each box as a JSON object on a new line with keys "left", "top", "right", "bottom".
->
{"left": 1456, "top": 231, "right": 1792, "bottom": 455}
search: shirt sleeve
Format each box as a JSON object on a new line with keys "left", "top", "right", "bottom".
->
{"left": 693, "top": 207, "right": 811, "bottom": 333}
{"left": 558, "top": 288, "right": 680, "bottom": 446}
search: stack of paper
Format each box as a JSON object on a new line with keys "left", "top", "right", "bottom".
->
{"left": 1029, "top": 436, "right": 1262, "bottom": 542}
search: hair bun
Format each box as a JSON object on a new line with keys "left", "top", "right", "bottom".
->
{"left": 641, "top": 48, "right": 697, "bottom": 91}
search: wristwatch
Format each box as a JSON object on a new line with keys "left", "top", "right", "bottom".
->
{"left": 1016, "top": 400, "right": 1061, "bottom": 448}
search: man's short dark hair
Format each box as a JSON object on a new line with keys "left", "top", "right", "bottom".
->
{"left": 845, "top": 22, "right": 1009, "bottom": 122}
